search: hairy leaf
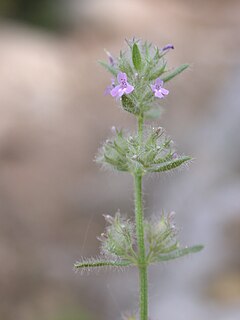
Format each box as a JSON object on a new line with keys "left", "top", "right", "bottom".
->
{"left": 99, "top": 60, "right": 118, "bottom": 76}
{"left": 154, "top": 245, "right": 204, "bottom": 262}
{"left": 74, "top": 258, "right": 132, "bottom": 272}
{"left": 121, "top": 94, "right": 137, "bottom": 114}
{"left": 149, "top": 156, "right": 191, "bottom": 172}
{"left": 149, "top": 62, "right": 167, "bottom": 81}
{"left": 162, "top": 64, "right": 189, "bottom": 82}
{"left": 132, "top": 43, "right": 142, "bottom": 71}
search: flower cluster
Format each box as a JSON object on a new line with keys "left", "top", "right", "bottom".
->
{"left": 108, "top": 71, "right": 169, "bottom": 101}
{"left": 97, "top": 127, "right": 191, "bottom": 175}
{"left": 99, "top": 211, "right": 137, "bottom": 263}
{"left": 144, "top": 212, "right": 179, "bottom": 263}
{"left": 75, "top": 211, "right": 203, "bottom": 271}
{"left": 144, "top": 212, "right": 203, "bottom": 264}
{"left": 100, "top": 40, "right": 188, "bottom": 117}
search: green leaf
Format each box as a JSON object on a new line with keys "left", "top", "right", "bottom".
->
{"left": 74, "top": 258, "right": 132, "bottom": 271}
{"left": 121, "top": 94, "right": 138, "bottom": 114}
{"left": 154, "top": 152, "right": 174, "bottom": 164}
{"left": 119, "top": 60, "right": 134, "bottom": 76}
{"left": 155, "top": 245, "right": 204, "bottom": 262}
{"left": 114, "top": 141, "right": 127, "bottom": 156}
{"left": 149, "top": 156, "right": 191, "bottom": 172}
{"left": 162, "top": 64, "right": 189, "bottom": 82}
{"left": 144, "top": 41, "right": 151, "bottom": 60}
{"left": 99, "top": 60, "right": 118, "bottom": 76}
{"left": 104, "top": 155, "right": 128, "bottom": 171}
{"left": 132, "top": 43, "right": 142, "bottom": 71}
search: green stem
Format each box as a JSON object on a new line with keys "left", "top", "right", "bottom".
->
{"left": 134, "top": 114, "right": 148, "bottom": 320}
{"left": 138, "top": 113, "right": 144, "bottom": 141}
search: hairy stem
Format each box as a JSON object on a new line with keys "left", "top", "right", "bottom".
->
{"left": 134, "top": 114, "right": 148, "bottom": 320}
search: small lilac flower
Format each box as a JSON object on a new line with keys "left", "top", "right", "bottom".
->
{"left": 151, "top": 78, "right": 169, "bottom": 99}
{"left": 162, "top": 44, "right": 174, "bottom": 51}
{"left": 172, "top": 152, "right": 178, "bottom": 159}
{"left": 104, "top": 49, "right": 115, "bottom": 66}
{"left": 104, "top": 78, "right": 115, "bottom": 95}
{"left": 110, "top": 72, "right": 134, "bottom": 98}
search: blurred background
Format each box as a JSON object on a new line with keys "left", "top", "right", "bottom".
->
{"left": 0, "top": 0, "right": 240, "bottom": 319}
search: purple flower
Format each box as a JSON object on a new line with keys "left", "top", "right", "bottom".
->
{"left": 110, "top": 72, "right": 134, "bottom": 98}
{"left": 172, "top": 152, "right": 178, "bottom": 159}
{"left": 162, "top": 44, "right": 174, "bottom": 51}
{"left": 151, "top": 78, "right": 169, "bottom": 99}
{"left": 105, "top": 50, "right": 115, "bottom": 66}
{"left": 104, "top": 78, "right": 115, "bottom": 95}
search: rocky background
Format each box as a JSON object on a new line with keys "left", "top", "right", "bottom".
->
{"left": 0, "top": 0, "right": 240, "bottom": 319}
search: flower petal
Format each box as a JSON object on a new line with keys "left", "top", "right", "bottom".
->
{"left": 155, "top": 91, "right": 164, "bottom": 99}
{"left": 162, "top": 44, "right": 174, "bottom": 51}
{"left": 125, "top": 84, "right": 134, "bottom": 94}
{"left": 150, "top": 84, "right": 156, "bottom": 92}
{"left": 104, "top": 86, "right": 112, "bottom": 95}
{"left": 155, "top": 78, "right": 163, "bottom": 86}
{"left": 117, "top": 88, "right": 125, "bottom": 97}
{"left": 117, "top": 72, "right": 127, "bottom": 83}
{"left": 161, "top": 88, "right": 169, "bottom": 96}
{"left": 110, "top": 85, "right": 121, "bottom": 97}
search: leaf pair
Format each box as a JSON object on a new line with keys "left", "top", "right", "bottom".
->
{"left": 97, "top": 127, "right": 191, "bottom": 175}
{"left": 74, "top": 212, "right": 203, "bottom": 273}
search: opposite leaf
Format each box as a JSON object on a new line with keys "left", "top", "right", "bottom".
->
{"left": 74, "top": 258, "right": 132, "bottom": 273}
{"left": 162, "top": 64, "right": 189, "bottom": 82}
{"left": 132, "top": 43, "right": 142, "bottom": 71}
{"left": 99, "top": 60, "right": 118, "bottom": 77}
{"left": 148, "top": 156, "right": 191, "bottom": 173}
{"left": 154, "top": 245, "right": 204, "bottom": 262}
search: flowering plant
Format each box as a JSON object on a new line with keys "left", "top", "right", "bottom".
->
{"left": 74, "top": 39, "right": 203, "bottom": 320}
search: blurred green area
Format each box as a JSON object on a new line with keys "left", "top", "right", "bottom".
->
{"left": 50, "top": 309, "right": 93, "bottom": 320}
{"left": 0, "top": 0, "right": 70, "bottom": 31}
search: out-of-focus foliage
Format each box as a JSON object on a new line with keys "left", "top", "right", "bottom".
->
{"left": 51, "top": 309, "right": 93, "bottom": 320}
{"left": 0, "top": 0, "right": 69, "bottom": 31}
